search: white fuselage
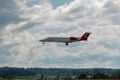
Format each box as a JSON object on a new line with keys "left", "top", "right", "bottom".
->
{"left": 40, "top": 37, "right": 79, "bottom": 43}
{"left": 39, "top": 32, "right": 91, "bottom": 45}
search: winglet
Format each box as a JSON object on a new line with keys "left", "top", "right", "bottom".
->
{"left": 80, "top": 32, "right": 91, "bottom": 41}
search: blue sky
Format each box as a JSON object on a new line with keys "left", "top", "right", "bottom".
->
{"left": 49, "top": 0, "right": 72, "bottom": 8}
{"left": 27, "top": 0, "right": 72, "bottom": 8}
{"left": 0, "top": 0, "right": 120, "bottom": 68}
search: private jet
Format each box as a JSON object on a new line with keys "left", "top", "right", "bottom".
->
{"left": 39, "top": 32, "right": 91, "bottom": 46}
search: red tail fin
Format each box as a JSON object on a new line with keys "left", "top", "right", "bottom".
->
{"left": 80, "top": 32, "right": 91, "bottom": 41}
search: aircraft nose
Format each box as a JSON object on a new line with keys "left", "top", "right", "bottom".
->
{"left": 39, "top": 39, "right": 46, "bottom": 42}
{"left": 39, "top": 40, "right": 43, "bottom": 42}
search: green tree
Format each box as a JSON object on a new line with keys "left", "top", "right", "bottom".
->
{"left": 64, "top": 75, "right": 72, "bottom": 80}
{"left": 55, "top": 74, "right": 60, "bottom": 80}
{"left": 92, "top": 72, "right": 109, "bottom": 79}
{"left": 78, "top": 73, "right": 87, "bottom": 79}
{"left": 40, "top": 74, "right": 45, "bottom": 80}
{"left": 112, "top": 71, "right": 120, "bottom": 79}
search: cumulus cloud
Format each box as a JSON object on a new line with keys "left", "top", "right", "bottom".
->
{"left": 0, "top": 0, "right": 120, "bottom": 68}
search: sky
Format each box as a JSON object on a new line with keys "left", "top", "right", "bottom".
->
{"left": 0, "top": 0, "right": 120, "bottom": 68}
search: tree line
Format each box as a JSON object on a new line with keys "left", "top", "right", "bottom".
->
{"left": 0, "top": 67, "right": 120, "bottom": 79}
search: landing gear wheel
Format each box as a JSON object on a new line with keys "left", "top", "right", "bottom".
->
{"left": 66, "top": 42, "right": 68, "bottom": 46}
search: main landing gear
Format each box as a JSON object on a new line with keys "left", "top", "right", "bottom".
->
{"left": 66, "top": 42, "right": 68, "bottom": 46}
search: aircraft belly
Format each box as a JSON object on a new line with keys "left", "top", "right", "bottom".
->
{"left": 41, "top": 38, "right": 77, "bottom": 43}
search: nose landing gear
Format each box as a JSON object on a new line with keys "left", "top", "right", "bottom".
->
{"left": 43, "top": 42, "right": 45, "bottom": 45}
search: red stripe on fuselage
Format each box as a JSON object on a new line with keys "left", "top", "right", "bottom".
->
{"left": 70, "top": 37, "right": 78, "bottom": 41}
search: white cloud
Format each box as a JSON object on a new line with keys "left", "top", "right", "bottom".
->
{"left": 109, "top": 0, "right": 120, "bottom": 6}
{"left": 0, "top": 0, "right": 120, "bottom": 68}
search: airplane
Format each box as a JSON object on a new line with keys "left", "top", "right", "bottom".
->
{"left": 39, "top": 32, "right": 91, "bottom": 46}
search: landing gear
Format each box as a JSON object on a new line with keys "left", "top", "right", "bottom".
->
{"left": 43, "top": 42, "right": 45, "bottom": 45}
{"left": 66, "top": 42, "right": 68, "bottom": 46}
